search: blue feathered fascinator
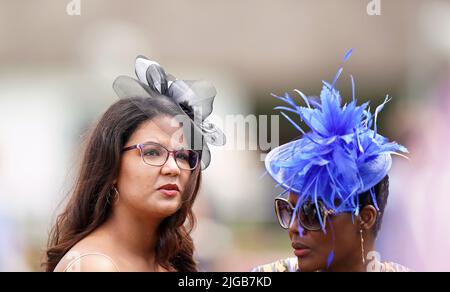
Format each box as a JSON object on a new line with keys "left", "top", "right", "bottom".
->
{"left": 265, "top": 49, "right": 408, "bottom": 228}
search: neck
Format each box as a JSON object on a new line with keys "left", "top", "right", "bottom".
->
{"left": 102, "top": 201, "right": 162, "bottom": 266}
{"left": 326, "top": 240, "right": 375, "bottom": 272}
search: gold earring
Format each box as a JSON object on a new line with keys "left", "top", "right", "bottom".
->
{"left": 360, "top": 227, "right": 365, "bottom": 265}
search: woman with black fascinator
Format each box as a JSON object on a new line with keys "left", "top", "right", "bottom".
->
{"left": 44, "top": 56, "right": 225, "bottom": 272}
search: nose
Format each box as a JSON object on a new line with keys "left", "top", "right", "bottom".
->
{"left": 289, "top": 215, "right": 299, "bottom": 236}
{"left": 289, "top": 212, "right": 306, "bottom": 237}
{"left": 161, "top": 152, "right": 181, "bottom": 176}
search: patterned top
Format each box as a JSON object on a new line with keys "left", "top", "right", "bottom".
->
{"left": 251, "top": 258, "right": 299, "bottom": 272}
{"left": 251, "top": 257, "right": 411, "bottom": 272}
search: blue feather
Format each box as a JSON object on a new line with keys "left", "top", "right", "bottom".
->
{"left": 327, "top": 251, "right": 335, "bottom": 269}
{"left": 343, "top": 48, "right": 353, "bottom": 62}
{"left": 373, "top": 95, "right": 391, "bottom": 138}
{"left": 280, "top": 112, "right": 306, "bottom": 135}
{"left": 267, "top": 49, "right": 408, "bottom": 226}
{"left": 294, "top": 89, "right": 311, "bottom": 109}
{"left": 332, "top": 67, "right": 344, "bottom": 88}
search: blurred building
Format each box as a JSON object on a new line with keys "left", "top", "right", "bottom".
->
{"left": 0, "top": 0, "right": 449, "bottom": 271}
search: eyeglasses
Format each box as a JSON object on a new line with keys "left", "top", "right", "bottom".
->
{"left": 122, "top": 142, "right": 200, "bottom": 171}
{"left": 274, "top": 197, "right": 336, "bottom": 231}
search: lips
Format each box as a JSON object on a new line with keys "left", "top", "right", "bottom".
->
{"left": 158, "top": 184, "right": 180, "bottom": 191}
{"left": 158, "top": 184, "right": 180, "bottom": 197}
{"left": 292, "top": 241, "right": 312, "bottom": 257}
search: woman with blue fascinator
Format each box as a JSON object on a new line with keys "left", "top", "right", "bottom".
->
{"left": 44, "top": 57, "right": 225, "bottom": 272}
{"left": 253, "top": 50, "right": 410, "bottom": 272}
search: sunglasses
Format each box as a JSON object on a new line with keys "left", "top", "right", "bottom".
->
{"left": 274, "top": 197, "right": 336, "bottom": 231}
{"left": 122, "top": 142, "right": 200, "bottom": 171}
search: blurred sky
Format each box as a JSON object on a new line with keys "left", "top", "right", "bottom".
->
{"left": 0, "top": 0, "right": 450, "bottom": 271}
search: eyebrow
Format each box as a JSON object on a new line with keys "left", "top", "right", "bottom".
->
{"left": 142, "top": 141, "right": 187, "bottom": 151}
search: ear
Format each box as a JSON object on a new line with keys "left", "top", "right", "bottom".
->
{"left": 359, "top": 205, "right": 378, "bottom": 231}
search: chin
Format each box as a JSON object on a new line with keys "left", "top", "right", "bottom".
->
{"left": 297, "top": 257, "right": 323, "bottom": 272}
{"left": 151, "top": 200, "right": 182, "bottom": 218}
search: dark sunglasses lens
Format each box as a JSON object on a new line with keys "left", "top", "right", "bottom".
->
{"left": 275, "top": 200, "right": 293, "bottom": 229}
{"left": 298, "top": 201, "right": 324, "bottom": 231}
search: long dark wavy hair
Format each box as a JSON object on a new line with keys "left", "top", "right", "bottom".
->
{"left": 44, "top": 96, "right": 202, "bottom": 272}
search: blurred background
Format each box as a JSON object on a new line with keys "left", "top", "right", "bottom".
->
{"left": 1, "top": 0, "right": 450, "bottom": 272}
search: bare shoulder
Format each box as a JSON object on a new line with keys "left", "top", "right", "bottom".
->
{"left": 53, "top": 235, "right": 120, "bottom": 272}
{"left": 54, "top": 251, "right": 120, "bottom": 272}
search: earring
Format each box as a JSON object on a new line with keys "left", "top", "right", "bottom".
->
{"left": 360, "top": 227, "right": 365, "bottom": 265}
{"left": 108, "top": 186, "right": 120, "bottom": 205}
{"left": 113, "top": 186, "right": 120, "bottom": 204}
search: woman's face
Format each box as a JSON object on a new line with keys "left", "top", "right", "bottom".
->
{"left": 287, "top": 193, "right": 362, "bottom": 272}
{"left": 116, "top": 115, "right": 193, "bottom": 220}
